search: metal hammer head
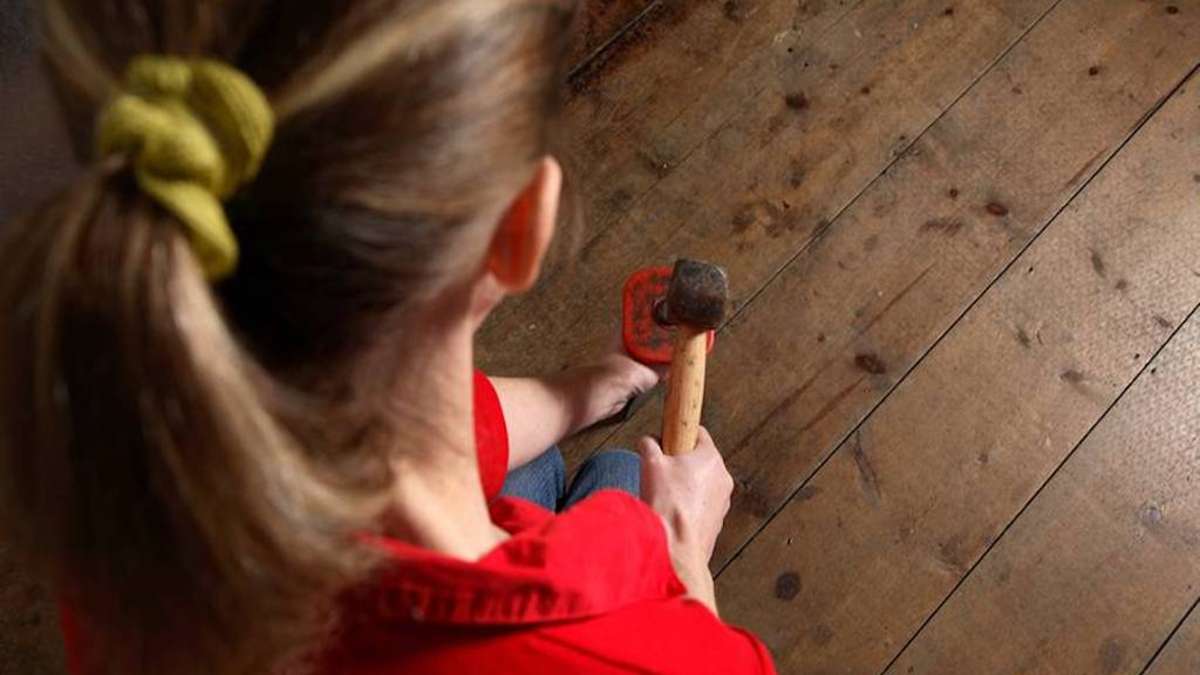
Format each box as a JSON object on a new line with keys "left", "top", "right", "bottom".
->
{"left": 664, "top": 258, "right": 728, "bottom": 329}
{"left": 622, "top": 261, "right": 721, "bottom": 364}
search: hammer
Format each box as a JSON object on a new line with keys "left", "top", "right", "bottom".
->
{"left": 659, "top": 259, "right": 728, "bottom": 455}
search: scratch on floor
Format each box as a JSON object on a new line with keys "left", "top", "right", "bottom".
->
{"left": 731, "top": 358, "right": 835, "bottom": 457}
{"left": 860, "top": 262, "right": 937, "bottom": 335}
{"left": 798, "top": 376, "right": 866, "bottom": 434}
{"left": 850, "top": 430, "right": 881, "bottom": 506}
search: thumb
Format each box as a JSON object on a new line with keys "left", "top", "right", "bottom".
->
{"left": 628, "top": 359, "right": 662, "bottom": 392}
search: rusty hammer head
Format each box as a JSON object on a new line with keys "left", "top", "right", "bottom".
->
{"left": 622, "top": 259, "right": 727, "bottom": 364}
{"left": 663, "top": 258, "right": 729, "bottom": 329}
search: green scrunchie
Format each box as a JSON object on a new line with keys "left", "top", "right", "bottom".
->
{"left": 96, "top": 55, "right": 274, "bottom": 280}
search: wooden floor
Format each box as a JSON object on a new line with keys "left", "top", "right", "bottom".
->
{"left": 478, "top": 1, "right": 1200, "bottom": 673}
{"left": 3, "top": 1, "right": 1200, "bottom": 674}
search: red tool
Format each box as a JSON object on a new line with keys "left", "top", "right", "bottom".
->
{"left": 622, "top": 266, "right": 715, "bottom": 365}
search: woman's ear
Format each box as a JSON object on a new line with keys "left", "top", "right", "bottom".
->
{"left": 486, "top": 156, "right": 562, "bottom": 294}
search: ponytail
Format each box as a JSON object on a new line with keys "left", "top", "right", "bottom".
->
{"left": 0, "top": 111, "right": 376, "bottom": 675}
{"left": 2, "top": 0, "right": 576, "bottom": 670}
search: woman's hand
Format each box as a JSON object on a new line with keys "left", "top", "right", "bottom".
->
{"left": 491, "top": 354, "right": 660, "bottom": 471}
{"left": 637, "top": 426, "right": 734, "bottom": 615}
{"left": 559, "top": 353, "right": 660, "bottom": 434}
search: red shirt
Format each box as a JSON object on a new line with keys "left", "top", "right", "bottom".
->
{"left": 63, "top": 373, "right": 775, "bottom": 674}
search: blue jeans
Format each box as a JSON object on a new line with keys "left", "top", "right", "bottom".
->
{"left": 499, "top": 447, "right": 641, "bottom": 511}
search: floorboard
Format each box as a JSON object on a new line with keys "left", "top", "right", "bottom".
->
{"left": 1146, "top": 600, "right": 1200, "bottom": 675}
{"left": 3, "top": 2, "right": 1198, "bottom": 674}
{"left": 479, "top": 0, "right": 1057, "bottom": 467}
{"left": 587, "top": 0, "right": 1200, "bottom": 573}
{"left": 715, "top": 56, "right": 1200, "bottom": 674}
{"left": 887, "top": 300, "right": 1200, "bottom": 670}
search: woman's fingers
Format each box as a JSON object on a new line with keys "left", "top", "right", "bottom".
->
{"left": 626, "top": 358, "right": 661, "bottom": 392}
{"left": 635, "top": 435, "right": 665, "bottom": 462}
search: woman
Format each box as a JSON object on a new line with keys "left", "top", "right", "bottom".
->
{"left": 0, "top": 0, "right": 776, "bottom": 672}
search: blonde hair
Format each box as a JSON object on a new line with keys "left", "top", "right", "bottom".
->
{"left": 0, "top": 1, "right": 574, "bottom": 672}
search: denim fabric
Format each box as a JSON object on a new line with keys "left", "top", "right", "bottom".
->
{"left": 500, "top": 446, "right": 641, "bottom": 512}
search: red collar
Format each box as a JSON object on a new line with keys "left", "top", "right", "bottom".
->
{"left": 341, "top": 491, "right": 686, "bottom": 631}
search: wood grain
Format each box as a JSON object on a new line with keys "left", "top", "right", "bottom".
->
{"left": 554, "top": 0, "right": 859, "bottom": 273}
{"left": 565, "top": 0, "right": 655, "bottom": 69}
{"left": 887, "top": 305, "right": 1200, "bottom": 671}
{"left": 478, "top": 0, "right": 1049, "bottom": 379}
{"left": 715, "top": 57, "right": 1200, "bottom": 674}
{"left": 1146, "top": 602, "right": 1200, "bottom": 675}
{"left": 595, "top": 0, "right": 1200, "bottom": 572}
{"left": 661, "top": 326, "right": 708, "bottom": 455}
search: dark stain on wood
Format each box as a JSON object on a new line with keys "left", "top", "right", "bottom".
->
{"left": 1099, "top": 638, "right": 1124, "bottom": 674}
{"left": 851, "top": 432, "right": 882, "bottom": 506}
{"left": 568, "top": 0, "right": 699, "bottom": 94}
{"left": 935, "top": 533, "right": 970, "bottom": 573}
{"left": 1090, "top": 249, "right": 1107, "bottom": 278}
{"left": 1060, "top": 369, "right": 1086, "bottom": 385}
{"left": 795, "top": 485, "right": 822, "bottom": 502}
{"left": 943, "top": 6, "right": 955, "bottom": 16}
{"left": 1016, "top": 327, "right": 1032, "bottom": 349}
{"left": 855, "top": 352, "right": 888, "bottom": 374}
{"left": 808, "top": 217, "right": 835, "bottom": 249}
{"left": 789, "top": 159, "right": 807, "bottom": 188}
{"left": 811, "top": 624, "right": 835, "bottom": 646}
{"left": 732, "top": 205, "right": 757, "bottom": 233}
{"left": 1154, "top": 314, "right": 1173, "bottom": 330}
{"left": 995, "top": 563, "right": 1012, "bottom": 585}
{"left": 985, "top": 201, "right": 1009, "bottom": 216}
{"left": 1139, "top": 503, "right": 1164, "bottom": 528}
{"left": 948, "top": 187, "right": 960, "bottom": 199}
{"left": 722, "top": 0, "right": 748, "bottom": 22}
{"left": 637, "top": 148, "right": 673, "bottom": 178}
{"left": 762, "top": 201, "right": 802, "bottom": 238}
{"left": 774, "top": 571, "right": 802, "bottom": 600}
{"left": 737, "top": 478, "right": 775, "bottom": 518}
{"left": 785, "top": 92, "right": 810, "bottom": 111}
{"left": 860, "top": 264, "right": 936, "bottom": 334}
{"left": 794, "top": 0, "right": 828, "bottom": 20}
{"left": 921, "top": 217, "right": 964, "bottom": 236}
{"left": 860, "top": 85, "right": 872, "bottom": 95}
{"left": 1166, "top": 5, "right": 1180, "bottom": 15}
{"left": 1114, "top": 278, "right": 1129, "bottom": 292}
{"left": 1088, "top": 65, "right": 1101, "bottom": 76}
{"left": 1065, "top": 147, "right": 1107, "bottom": 188}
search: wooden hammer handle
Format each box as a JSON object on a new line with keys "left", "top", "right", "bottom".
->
{"left": 662, "top": 325, "right": 709, "bottom": 455}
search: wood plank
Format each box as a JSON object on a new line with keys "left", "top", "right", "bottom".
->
{"left": 565, "top": 1, "right": 655, "bottom": 71}
{"left": 478, "top": 0, "right": 1051, "bottom": 376}
{"left": 597, "top": 0, "right": 1200, "bottom": 570}
{"left": 553, "top": 0, "right": 860, "bottom": 268}
{"left": 714, "top": 58, "right": 1200, "bottom": 675}
{"left": 885, "top": 306, "right": 1200, "bottom": 672}
{"left": 1146, "top": 601, "right": 1200, "bottom": 675}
